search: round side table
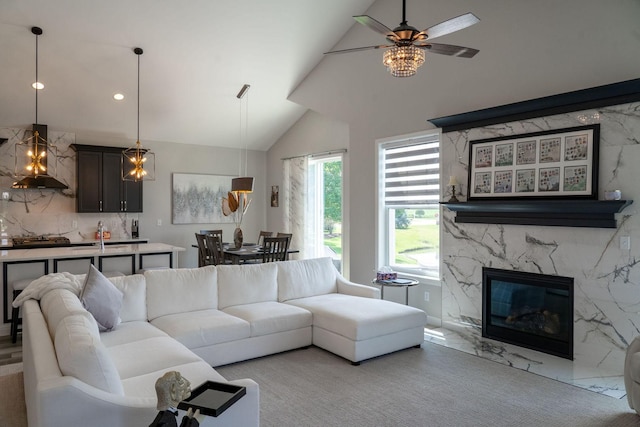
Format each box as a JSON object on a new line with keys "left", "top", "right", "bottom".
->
{"left": 373, "top": 279, "right": 419, "bottom": 305}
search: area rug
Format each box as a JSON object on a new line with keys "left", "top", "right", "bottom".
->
{"left": 0, "top": 370, "right": 27, "bottom": 427}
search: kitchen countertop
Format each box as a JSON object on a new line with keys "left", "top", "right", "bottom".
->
{"left": 0, "top": 242, "right": 184, "bottom": 261}
{"left": 0, "top": 237, "right": 149, "bottom": 250}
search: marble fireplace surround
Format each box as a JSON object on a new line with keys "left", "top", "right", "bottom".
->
{"left": 440, "top": 101, "right": 640, "bottom": 391}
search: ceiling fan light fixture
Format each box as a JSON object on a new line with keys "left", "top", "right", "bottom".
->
{"left": 383, "top": 45, "right": 425, "bottom": 77}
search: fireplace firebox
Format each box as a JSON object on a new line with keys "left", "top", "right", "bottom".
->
{"left": 482, "top": 267, "right": 574, "bottom": 359}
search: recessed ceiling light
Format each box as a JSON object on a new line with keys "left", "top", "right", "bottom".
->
{"left": 32, "top": 82, "right": 44, "bottom": 90}
{"left": 113, "top": 93, "right": 124, "bottom": 101}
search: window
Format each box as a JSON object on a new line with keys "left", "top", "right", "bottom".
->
{"left": 378, "top": 131, "right": 440, "bottom": 279}
{"left": 307, "top": 154, "right": 343, "bottom": 272}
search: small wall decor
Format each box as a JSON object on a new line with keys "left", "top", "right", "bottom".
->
{"left": 468, "top": 124, "right": 599, "bottom": 199}
{"left": 271, "top": 185, "right": 279, "bottom": 207}
{"left": 172, "top": 173, "right": 234, "bottom": 224}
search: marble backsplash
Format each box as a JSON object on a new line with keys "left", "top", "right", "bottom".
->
{"left": 0, "top": 127, "right": 139, "bottom": 241}
{"left": 440, "top": 102, "right": 640, "bottom": 375}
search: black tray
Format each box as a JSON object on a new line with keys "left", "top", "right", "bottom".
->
{"left": 177, "top": 381, "right": 246, "bottom": 417}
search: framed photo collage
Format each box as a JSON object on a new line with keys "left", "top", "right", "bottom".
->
{"left": 468, "top": 124, "right": 599, "bottom": 200}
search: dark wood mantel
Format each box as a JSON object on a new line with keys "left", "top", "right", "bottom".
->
{"left": 441, "top": 200, "right": 633, "bottom": 228}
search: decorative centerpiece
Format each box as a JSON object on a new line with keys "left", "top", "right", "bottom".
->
{"left": 222, "top": 191, "right": 251, "bottom": 249}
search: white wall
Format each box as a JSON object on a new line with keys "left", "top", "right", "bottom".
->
{"left": 269, "top": 0, "right": 640, "bottom": 287}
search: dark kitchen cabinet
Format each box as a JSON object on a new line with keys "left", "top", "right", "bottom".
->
{"left": 72, "top": 144, "right": 143, "bottom": 213}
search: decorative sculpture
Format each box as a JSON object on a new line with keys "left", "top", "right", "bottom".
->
{"left": 149, "top": 371, "right": 204, "bottom": 427}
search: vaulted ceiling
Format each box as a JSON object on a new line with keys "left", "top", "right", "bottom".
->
{"left": 0, "top": 0, "right": 375, "bottom": 151}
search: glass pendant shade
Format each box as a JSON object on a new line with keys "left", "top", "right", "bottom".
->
{"left": 14, "top": 128, "right": 58, "bottom": 179}
{"left": 383, "top": 45, "right": 425, "bottom": 77}
{"left": 122, "top": 140, "right": 155, "bottom": 181}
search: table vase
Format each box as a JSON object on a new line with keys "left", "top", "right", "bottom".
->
{"left": 233, "top": 227, "right": 243, "bottom": 249}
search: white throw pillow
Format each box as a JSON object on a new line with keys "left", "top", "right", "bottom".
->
{"left": 80, "top": 264, "right": 123, "bottom": 332}
{"left": 55, "top": 314, "right": 124, "bottom": 395}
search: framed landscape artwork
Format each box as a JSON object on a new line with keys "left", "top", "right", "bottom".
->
{"left": 172, "top": 173, "right": 234, "bottom": 224}
{"left": 468, "top": 124, "right": 599, "bottom": 200}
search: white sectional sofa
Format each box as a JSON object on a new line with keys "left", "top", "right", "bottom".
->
{"left": 20, "top": 257, "right": 427, "bottom": 427}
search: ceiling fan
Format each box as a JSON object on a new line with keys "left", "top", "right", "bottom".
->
{"left": 325, "top": 0, "right": 480, "bottom": 77}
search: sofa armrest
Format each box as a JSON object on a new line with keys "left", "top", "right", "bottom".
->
{"left": 336, "top": 275, "right": 381, "bottom": 299}
{"left": 625, "top": 335, "right": 640, "bottom": 409}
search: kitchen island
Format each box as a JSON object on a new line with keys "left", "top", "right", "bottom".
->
{"left": 1, "top": 242, "right": 185, "bottom": 332}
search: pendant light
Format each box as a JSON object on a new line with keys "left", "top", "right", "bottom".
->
{"left": 14, "top": 26, "right": 60, "bottom": 183}
{"left": 231, "top": 84, "right": 254, "bottom": 193}
{"left": 122, "top": 47, "right": 155, "bottom": 182}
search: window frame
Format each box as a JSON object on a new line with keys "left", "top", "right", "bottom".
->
{"left": 377, "top": 130, "right": 442, "bottom": 281}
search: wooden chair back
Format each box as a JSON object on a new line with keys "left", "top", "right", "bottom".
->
{"left": 276, "top": 232, "right": 292, "bottom": 254}
{"left": 195, "top": 233, "right": 210, "bottom": 267}
{"left": 257, "top": 230, "right": 273, "bottom": 246}
{"left": 205, "top": 234, "right": 225, "bottom": 266}
{"left": 200, "top": 229, "right": 223, "bottom": 241}
{"left": 262, "top": 236, "right": 289, "bottom": 263}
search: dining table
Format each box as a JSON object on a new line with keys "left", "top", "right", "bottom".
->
{"left": 193, "top": 242, "right": 298, "bottom": 265}
{"left": 223, "top": 243, "right": 299, "bottom": 264}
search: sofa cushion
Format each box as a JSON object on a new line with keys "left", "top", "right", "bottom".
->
{"left": 223, "top": 301, "right": 312, "bottom": 337}
{"left": 108, "top": 274, "right": 147, "bottom": 322}
{"left": 151, "top": 309, "right": 250, "bottom": 349}
{"left": 40, "top": 288, "right": 95, "bottom": 339}
{"left": 145, "top": 266, "right": 217, "bottom": 320}
{"left": 100, "top": 321, "right": 169, "bottom": 348}
{"left": 217, "top": 263, "right": 278, "bottom": 309}
{"left": 286, "top": 293, "right": 427, "bottom": 341}
{"left": 106, "top": 335, "right": 204, "bottom": 380}
{"left": 277, "top": 257, "right": 338, "bottom": 302}
{"left": 55, "top": 314, "right": 124, "bottom": 395}
{"left": 120, "top": 360, "right": 226, "bottom": 399}
{"left": 80, "top": 265, "right": 123, "bottom": 332}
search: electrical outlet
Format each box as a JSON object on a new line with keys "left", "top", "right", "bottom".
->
{"left": 424, "top": 291, "right": 430, "bottom": 302}
{"left": 72, "top": 220, "right": 78, "bottom": 229}
{"left": 621, "top": 236, "right": 631, "bottom": 250}
{"left": 157, "top": 219, "right": 162, "bottom": 226}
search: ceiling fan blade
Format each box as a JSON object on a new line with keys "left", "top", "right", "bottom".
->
{"left": 353, "top": 15, "right": 398, "bottom": 40}
{"left": 416, "top": 12, "right": 480, "bottom": 41}
{"left": 324, "top": 44, "right": 394, "bottom": 55}
{"left": 417, "top": 42, "right": 479, "bottom": 58}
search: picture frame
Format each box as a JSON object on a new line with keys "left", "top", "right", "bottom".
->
{"left": 468, "top": 124, "right": 599, "bottom": 200}
{"left": 171, "top": 173, "right": 234, "bottom": 224}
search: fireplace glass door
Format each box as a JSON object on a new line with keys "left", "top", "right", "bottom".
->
{"left": 482, "top": 267, "right": 574, "bottom": 359}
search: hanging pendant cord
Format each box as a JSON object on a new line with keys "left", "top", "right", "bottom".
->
{"left": 35, "top": 30, "right": 39, "bottom": 124}
{"left": 137, "top": 53, "right": 140, "bottom": 143}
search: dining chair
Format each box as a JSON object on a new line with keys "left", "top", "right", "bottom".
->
{"left": 195, "top": 233, "right": 211, "bottom": 267}
{"left": 262, "top": 237, "right": 289, "bottom": 263}
{"left": 205, "top": 234, "right": 225, "bottom": 265}
{"left": 257, "top": 230, "right": 273, "bottom": 246}
{"left": 200, "top": 229, "right": 223, "bottom": 242}
{"left": 276, "top": 232, "right": 292, "bottom": 258}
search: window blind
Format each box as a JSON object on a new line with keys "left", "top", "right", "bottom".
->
{"left": 382, "top": 134, "right": 440, "bottom": 208}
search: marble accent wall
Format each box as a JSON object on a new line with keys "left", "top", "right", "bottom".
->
{"left": 441, "top": 102, "right": 640, "bottom": 374}
{"left": 0, "top": 127, "right": 138, "bottom": 240}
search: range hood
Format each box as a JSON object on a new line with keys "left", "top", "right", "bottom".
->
{"left": 12, "top": 124, "right": 68, "bottom": 190}
{"left": 12, "top": 176, "right": 68, "bottom": 189}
